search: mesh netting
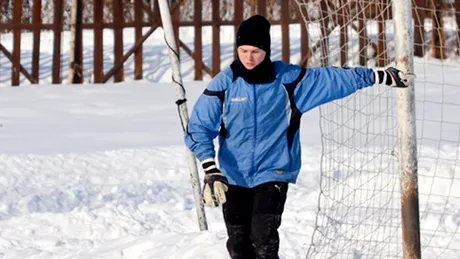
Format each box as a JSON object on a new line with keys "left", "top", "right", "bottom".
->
{"left": 293, "top": 0, "right": 460, "bottom": 258}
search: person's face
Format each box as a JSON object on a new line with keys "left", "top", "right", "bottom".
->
{"left": 237, "top": 45, "right": 266, "bottom": 70}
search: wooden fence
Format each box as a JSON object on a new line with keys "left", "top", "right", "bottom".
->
{"left": 0, "top": 0, "right": 458, "bottom": 86}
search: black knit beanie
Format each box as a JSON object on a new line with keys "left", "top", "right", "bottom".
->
{"left": 236, "top": 15, "right": 271, "bottom": 56}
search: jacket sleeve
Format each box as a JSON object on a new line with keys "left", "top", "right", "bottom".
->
{"left": 184, "top": 73, "right": 227, "bottom": 161}
{"left": 290, "top": 66, "right": 375, "bottom": 113}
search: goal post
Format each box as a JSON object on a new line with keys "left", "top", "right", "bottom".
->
{"left": 158, "top": 0, "right": 208, "bottom": 232}
{"left": 393, "top": 0, "right": 421, "bottom": 257}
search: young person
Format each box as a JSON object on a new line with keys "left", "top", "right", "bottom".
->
{"left": 185, "top": 15, "right": 411, "bottom": 259}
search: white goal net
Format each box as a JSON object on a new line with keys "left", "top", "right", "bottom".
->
{"left": 293, "top": 0, "right": 460, "bottom": 258}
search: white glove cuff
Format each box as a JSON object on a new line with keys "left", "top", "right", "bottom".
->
{"left": 201, "top": 158, "right": 217, "bottom": 172}
{"left": 374, "top": 70, "right": 388, "bottom": 85}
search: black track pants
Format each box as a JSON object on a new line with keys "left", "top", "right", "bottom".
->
{"left": 222, "top": 181, "right": 288, "bottom": 259}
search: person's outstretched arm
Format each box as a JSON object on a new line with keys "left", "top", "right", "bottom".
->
{"left": 285, "top": 65, "right": 410, "bottom": 113}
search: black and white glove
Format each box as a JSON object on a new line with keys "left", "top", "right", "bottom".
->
{"left": 374, "top": 67, "right": 413, "bottom": 88}
{"left": 201, "top": 158, "right": 228, "bottom": 207}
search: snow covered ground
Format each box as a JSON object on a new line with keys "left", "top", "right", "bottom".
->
{"left": 0, "top": 82, "right": 322, "bottom": 259}
{"left": 1, "top": 21, "right": 460, "bottom": 258}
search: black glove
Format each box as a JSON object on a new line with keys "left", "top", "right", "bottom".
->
{"left": 374, "top": 67, "right": 413, "bottom": 88}
{"left": 201, "top": 159, "right": 228, "bottom": 207}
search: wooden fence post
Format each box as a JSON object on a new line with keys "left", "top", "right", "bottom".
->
{"left": 52, "top": 0, "right": 63, "bottom": 84}
{"left": 212, "top": 0, "right": 220, "bottom": 76}
{"left": 134, "top": 0, "right": 143, "bottom": 80}
{"left": 256, "top": 0, "right": 266, "bottom": 16}
{"left": 153, "top": 0, "right": 160, "bottom": 24}
{"left": 93, "top": 0, "right": 103, "bottom": 83}
{"left": 194, "top": 0, "right": 202, "bottom": 80}
{"left": 32, "top": 0, "right": 42, "bottom": 83}
{"left": 113, "top": 0, "right": 125, "bottom": 82}
{"left": 12, "top": 0, "right": 23, "bottom": 86}
{"left": 69, "top": 0, "right": 84, "bottom": 84}
{"left": 75, "top": 0, "right": 83, "bottom": 83}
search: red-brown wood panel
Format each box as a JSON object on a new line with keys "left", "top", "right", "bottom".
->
{"left": 113, "top": 0, "right": 125, "bottom": 82}
{"left": 12, "top": 0, "right": 23, "bottom": 86}
{"left": 52, "top": 0, "right": 64, "bottom": 84}
{"left": 281, "top": 0, "right": 290, "bottom": 63}
{"left": 32, "top": 0, "right": 42, "bottom": 83}
{"left": 194, "top": 0, "right": 203, "bottom": 80}
{"left": 93, "top": 0, "right": 103, "bottom": 83}
{"left": 212, "top": 0, "right": 220, "bottom": 76}
{"left": 134, "top": 0, "right": 143, "bottom": 80}
{"left": 72, "top": 0, "right": 84, "bottom": 83}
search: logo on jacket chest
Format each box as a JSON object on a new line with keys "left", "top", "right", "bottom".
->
{"left": 230, "top": 96, "right": 248, "bottom": 103}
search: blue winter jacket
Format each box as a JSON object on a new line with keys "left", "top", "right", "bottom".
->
{"left": 185, "top": 61, "right": 375, "bottom": 188}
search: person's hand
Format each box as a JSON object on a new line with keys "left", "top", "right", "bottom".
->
{"left": 201, "top": 159, "right": 228, "bottom": 207}
{"left": 375, "top": 67, "right": 414, "bottom": 88}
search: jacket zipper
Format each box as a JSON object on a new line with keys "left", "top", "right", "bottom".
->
{"left": 252, "top": 85, "right": 257, "bottom": 176}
